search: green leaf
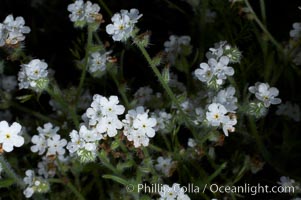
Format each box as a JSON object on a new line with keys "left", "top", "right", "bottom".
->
{"left": 0, "top": 178, "right": 15, "bottom": 188}
{"left": 102, "top": 174, "right": 128, "bottom": 186}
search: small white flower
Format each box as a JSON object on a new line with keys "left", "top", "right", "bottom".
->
{"left": 213, "top": 86, "right": 237, "bottom": 113}
{"left": 0, "top": 121, "right": 24, "bottom": 152}
{"left": 209, "top": 56, "right": 234, "bottom": 80}
{"left": 206, "top": 103, "right": 228, "bottom": 127}
{"left": 46, "top": 134, "right": 67, "bottom": 156}
{"left": 31, "top": 135, "right": 47, "bottom": 155}
{"left": 187, "top": 138, "right": 196, "bottom": 147}
{"left": 89, "top": 52, "right": 110, "bottom": 73}
{"left": 99, "top": 95, "right": 125, "bottom": 117}
{"left": 67, "top": 0, "right": 85, "bottom": 22}
{"left": 96, "top": 116, "right": 123, "bottom": 137}
{"left": 106, "top": 9, "right": 142, "bottom": 41}
{"left": 249, "top": 82, "right": 281, "bottom": 107}
{"left": 194, "top": 62, "right": 214, "bottom": 83}
{"left": 133, "top": 113, "right": 156, "bottom": 138}
{"left": 84, "top": 1, "right": 101, "bottom": 23}
{"left": 123, "top": 106, "right": 157, "bottom": 147}
{"left": 66, "top": 130, "right": 83, "bottom": 154}
{"left": 18, "top": 59, "right": 49, "bottom": 92}
{"left": 0, "top": 14, "right": 30, "bottom": 46}
{"left": 222, "top": 116, "right": 237, "bottom": 136}
{"left": 67, "top": 0, "right": 101, "bottom": 25}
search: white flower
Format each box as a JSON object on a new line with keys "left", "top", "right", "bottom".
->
{"left": 209, "top": 56, "right": 234, "bottom": 80}
{"left": 46, "top": 134, "right": 67, "bottom": 156}
{"left": 0, "top": 121, "right": 24, "bottom": 152}
{"left": 0, "top": 14, "right": 30, "bottom": 46}
{"left": 249, "top": 82, "right": 281, "bottom": 107}
{"left": 131, "top": 130, "right": 150, "bottom": 148}
{"left": 84, "top": 1, "right": 101, "bottom": 23}
{"left": 67, "top": 0, "right": 101, "bottom": 25}
{"left": 89, "top": 52, "right": 110, "bottom": 73}
{"left": 23, "top": 169, "right": 50, "bottom": 198}
{"left": 106, "top": 9, "right": 142, "bottom": 41}
{"left": 96, "top": 116, "right": 123, "bottom": 137}
{"left": 222, "top": 116, "right": 237, "bottom": 136}
{"left": 30, "top": 135, "right": 47, "bottom": 155}
{"left": 213, "top": 86, "right": 237, "bottom": 113}
{"left": 290, "top": 22, "right": 301, "bottom": 40}
{"left": 18, "top": 59, "right": 49, "bottom": 92}
{"left": 194, "top": 62, "right": 214, "bottom": 83}
{"left": 133, "top": 113, "right": 156, "bottom": 138}
{"left": 80, "top": 125, "right": 101, "bottom": 142}
{"left": 123, "top": 106, "right": 157, "bottom": 147}
{"left": 99, "top": 95, "right": 125, "bottom": 117}
{"left": 206, "top": 103, "right": 228, "bottom": 127}
{"left": 66, "top": 125, "right": 102, "bottom": 162}
{"left": 187, "top": 138, "right": 196, "bottom": 147}
{"left": 67, "top": 0, "right": 85, "bottom": 22}
{"left": 66, "top": 130, "right": 83, "bottom": 154}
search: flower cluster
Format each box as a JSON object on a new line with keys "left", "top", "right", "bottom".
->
{"left": 88, "top": 51, "right": 111, "bottom": 74}
{"left": 67, "top": 0, "right": 102, "bottom": 27}
{"left": 23, "top": 169, "right": 49, "bottom": 198}
{"left": 206, "top": 103, "right": 237, "bottom": 136}
{"left": 30, "top": 123, "right": 67, "bottom": 156}
{"left": 106, "top": 9, "right": 142, "bottom": 41}
{"left": 18, "top": 59, "right": 49, "bottom": 92}
{"left": 122, "top": 106, "right": 157, "bottom": 147}
{"left": 85, "top": 95, "right": 125, "bottom": 137}
{"left": 67, "top": 125, "right": 102, "bottom": 163}
{"left": 194, "top": 42, "right": 237, "bottom": 88}
{"left": 0, "top": 14, "right": 30, "bottom": 47}
{"left": 0, "top": 120, "right": 24, "bottom": 152}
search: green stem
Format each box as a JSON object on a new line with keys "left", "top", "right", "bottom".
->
{"left": 136, "top": 43, "right": 200, "bottom": 141}
{"left": 244, "top": 0, "right": 283, "bottom": 52}
{"left": 98, "top": 0, "right": 113, "bottom": 17}
{"left": 0, "top": 155, "right": 26, "bottom": 188}
{"left": 48, "top": 178, "right": 85, "bottom": 200}
{"left": 136, "top": 44, "right": 184, "bottom": 117}
{"left": 77, "top": 25, "right": 94, "bottom": 103}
